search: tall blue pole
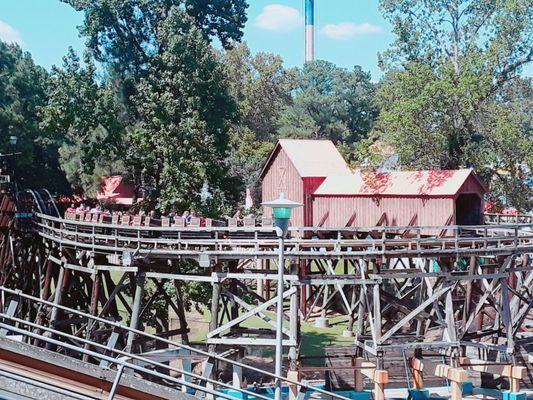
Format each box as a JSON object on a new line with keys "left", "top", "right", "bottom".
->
{"left": 305, "top": 0, "right": 314, "bottom": 63}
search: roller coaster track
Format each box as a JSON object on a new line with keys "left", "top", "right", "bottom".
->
{"left": 1, "top": 205, "right": 532, "bottom": 397}
{"left": 36, "top": 213, "right": 533, "bottom": 261}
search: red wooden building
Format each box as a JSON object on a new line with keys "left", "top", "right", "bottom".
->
{"left": 313, "top": 169, "right": 486, "bottom": 229}
{"left": 97, "top": 176, "right": 138, "bottom": 206}
{"left": 260, "top": 139, "right": 352, "bottom": 227}
{"left": 261, "top": 140, "right": 486, "bottom": 229}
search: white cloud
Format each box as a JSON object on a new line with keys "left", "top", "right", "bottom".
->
{"left": 0, "top": 20, "right": 23, "bottom": 45}
{"left": 255, "top": 4, "right": 303, "bottom": 33}
{"left": 321, "top": 22, "right": 381, "bottom": 40}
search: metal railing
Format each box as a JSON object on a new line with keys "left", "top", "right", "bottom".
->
{"left": 0, "top": 286, "right": 351, "bottom": 400}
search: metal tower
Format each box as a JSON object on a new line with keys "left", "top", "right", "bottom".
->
{"left": 305, "top": 0, "right": 315, "bottom": 62}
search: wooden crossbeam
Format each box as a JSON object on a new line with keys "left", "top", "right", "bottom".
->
{"left": 379, "top": 285, "right": 451, "bottom": 343}
{"left": 409, "top": 358, "right": 468, "bottom": 383}
{"left": 208, "top": 287, "right": 295, "bottom": 338}
{"left": 361, "top": 362, "right": 389, "bottom": 384}
{"left": 460, "top": 358, "right": 526, "bottom": 379}
{"left": 460, "top": 357, "right": 526, "bottom": 392}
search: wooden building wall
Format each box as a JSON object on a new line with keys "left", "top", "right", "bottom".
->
{"left": 303, "top": 177, "right": 326, "bottom": 227}
{"left": 458, "top": 175, "right": 485, "bottom": 196}
{"left": 261, "top": 147, "right": 305, "bottom": 227}
{"left": 312, "top": 196, "right": 455, "bottom": 233}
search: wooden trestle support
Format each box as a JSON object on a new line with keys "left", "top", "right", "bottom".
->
{"left": 0, "top": 210, "right": 532, "bottom": 399}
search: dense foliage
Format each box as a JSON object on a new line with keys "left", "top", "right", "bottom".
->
{"left": 223, "top": 43, "right": 294, "bottom": 204}
{"left": 41, "top": 49, "right": 126, "bottom": 196}
{"left": 1, "top": 0, "right": 531, "bottom": 213}
{"left": 278, "top": 61, "right": 377, "bottom": 145}
{"left": 129, "top": 9, "right": 240, "bottom": 214}
{"left": 0, "top": 42, "right": 68, "bottom": 192}
{"left": 374, "top": 0, "right": 533, "bottom": 209}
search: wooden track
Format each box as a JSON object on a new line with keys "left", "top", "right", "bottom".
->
{"left": 1, "top": 211, "right": 532, "bottom": 394}
{"left": 36, "top": 213, "right": 533, "bottom": 261}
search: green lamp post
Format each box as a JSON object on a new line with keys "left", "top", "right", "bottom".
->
{"left": 262, "top": 192, "right": 303, "bottom": 238}
{"left": 261, "top": 192, "right": 302, "bottom": 400}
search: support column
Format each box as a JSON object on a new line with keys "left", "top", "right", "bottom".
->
{"left": 288, "top": 263, "right": 300, "bottom": 372}
{"left": 207, "top": 263, "right": 222, "bottom": 399}
{"left": 265, "top": 260, "right": 271, "bottom": 301}
{"left": 126, "top": 272, "right": 145, "bottom": 353}
{"left": 344, "top": 265, "right": 358, "bottom": 337}
{"left": 83, "top": 271, "right": 101, "bottom": 361}
{"left": 174, "top": 280, "right": 190, "bottom": 344}
{"left": 46, "top": 265, "right": 69, "bottom": 350}
{"left": 299, "top": 260, "right": 307, "bottom": 314}
{"left": 228, "top": 261, "right": 239, "bottom": 335}
{"left": 353, "top": 357, "right": 364, "bottom": 392}
{"left": 256, "top": 259, "right": 264, "bottom": 297}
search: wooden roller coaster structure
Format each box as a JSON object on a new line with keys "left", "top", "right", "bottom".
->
{"left": 0, "top": 180, "right": 532, "bottom": 399}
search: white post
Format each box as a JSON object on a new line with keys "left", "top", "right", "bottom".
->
{"left": 275, "top": 234, "right": 285, "bottom": 400}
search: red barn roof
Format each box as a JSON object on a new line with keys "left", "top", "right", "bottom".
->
{"left": 314, "top": 169, "right": 486, "bottom": 196}
{"left": 96, "top": 176, "right": 137, "bottom": 205}
{"left": 260, "top": 139, "right": 352, "bottom": 178}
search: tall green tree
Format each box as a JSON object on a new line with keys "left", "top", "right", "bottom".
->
{"left": 374, "top": 0, "right": 533, "bottom": 210}
{"left": 128, "top": 9, "right": 239, "bottom": 214}
{"left": 40, "top": 49, "right": 126, "bottom": 196}
{"left": 0, "top": 41, "right": 68, "bottom": 192}
{"left": 64, "top": 0, "right": 248, "bottom": 67}
{"left": 61, "top": 1, "right": 249, "bottom": 213}
{"left": 62, "top": 0, "right": 248, "bottom": 113}
{"left": 278, "top": 60, "right": 378, "bottom": 147}
{"left": 223, "top": 43, "right": 294, "bottom": 203}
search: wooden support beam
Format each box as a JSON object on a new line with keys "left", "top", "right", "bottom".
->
{"left": 352, "top": 357, "right": 364, "bottom": 391}
{"left": 409, "top": 358, "right": 468, "bottom": 382}
{"left": 194, "top": 360, "right": 214, "bottom": 399}
{"left": 460, "top": 357, "right": 526, "bottom": 392}
{"left": 355, "top": 360, "right": 388, "bottom": 400}
{"left": 287, "top": 370, "right": 300, "bottom": 400}
{"left": 361, "top": 361, "right": 389, "bottom": 384}
{"left": 215, "top": 287, "right": 295, "bottom": 338}
{"left": 0, "top": 300, "right": 18, "bottom": 337}
{"left": 99, "top": 331, "right": 120, "bottom": 368}
{"left": 126, "top": 272, "right": 145, "bottom": 353}
{"left": 374, "top": 381, "right": 386, "bottom": 400}
{"left": 410, "top": 358, "right": 467, "bottom": 400}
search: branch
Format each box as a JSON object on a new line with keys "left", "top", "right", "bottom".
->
{"left": 406, "top": 9, "right": 452, "bottom": 60}
{"left": 465, "top": 8, "right": 497, "bottom": 52}
{"left": 495, "top": 48, "right": 533, "bottom": 87}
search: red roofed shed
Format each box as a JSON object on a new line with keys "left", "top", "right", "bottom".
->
{"left": 260, "top": 139, "right": 352, "bottom": 227}
{"left": 312, "top": 169, "right": 486, "bottom": 230}
{"left": 96, "top": 176, "right": 137, "bottom": 206}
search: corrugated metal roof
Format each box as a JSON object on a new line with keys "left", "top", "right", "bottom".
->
{"left": 314, "top": 169, "right": 485, "bottom": 196}
{"left": 261, "top": 139, "right": 352, "bottom": 178}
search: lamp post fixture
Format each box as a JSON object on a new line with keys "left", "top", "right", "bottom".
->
{"left": 261, "top": 193, "right": 302, "bottom": 400}
{"left": 8, "top": 134, "right": 18, "bottom": 179}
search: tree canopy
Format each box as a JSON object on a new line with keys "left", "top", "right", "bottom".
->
{"left": 223, "top": 43, "right": 294, "bottom": 204}
{"left": 0, "top": 41, "right": 68, "bottom": 192}
{"left": 62, "top": 0, "right": 248, "bottom": 75}
{"left": 278, "top": 60, "right": 378, "bottom": 146}
{"left": 374, "top": 0, "right": 533, "bottom": 210}
{"left": 41, "top": 49, "right": 126, "bottom": 196}
{"left": 128, "top": 9, "right": 240, "bottom": 214}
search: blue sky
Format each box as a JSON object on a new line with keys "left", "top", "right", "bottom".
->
{"left": 0, "top": 0, "right": 530, "bottom": 80}
{"left": 0, "top": 0, "right": 393, "bottom": 80}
